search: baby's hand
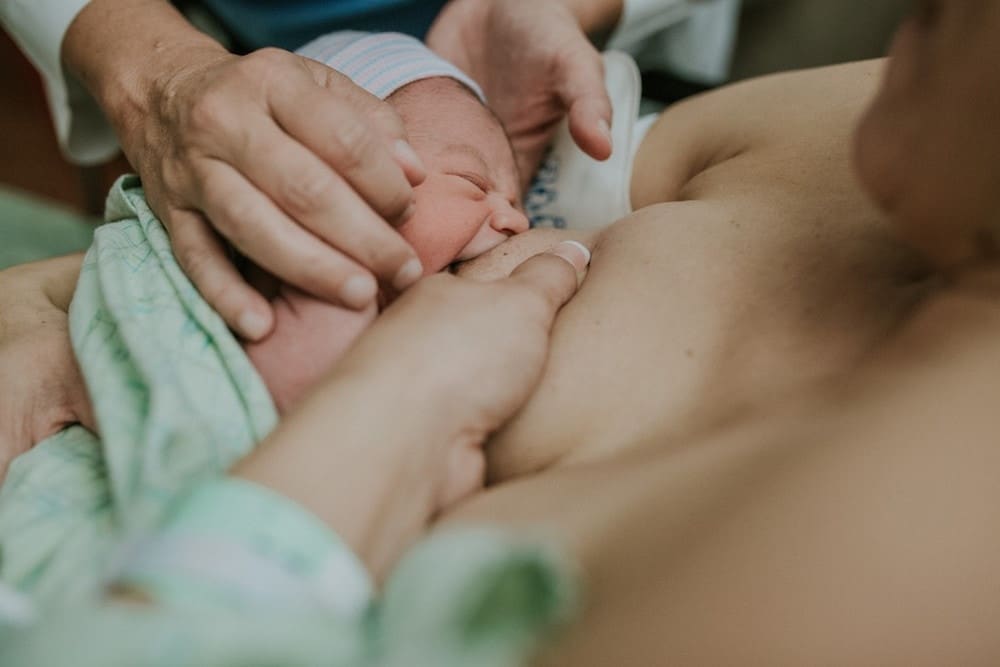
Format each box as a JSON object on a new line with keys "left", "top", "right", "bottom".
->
{"left": 244, "top": 286, "right": 377, "bottom": 413}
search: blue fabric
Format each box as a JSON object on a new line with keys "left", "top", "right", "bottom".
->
{"left": 197, "top": 0, "right": 450, "bottom": 50}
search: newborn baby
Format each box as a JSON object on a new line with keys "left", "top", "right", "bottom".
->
{"left": 246, "top": 32, "right": 529, "bottom": 412}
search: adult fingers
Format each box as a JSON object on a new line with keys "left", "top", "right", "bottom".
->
{"left": 166, "top": 207, "right": 275, "bottom": 340}
{"left": 191, "top": 160, "right": 382, "bottom": 313}
{"left": 557, "top": 46, "right": 613, "bottom": 161}
{"left": 299, "top": 58, "right": 403, "bottom": 138}
{"left": 297, "top": 59, "right": 428, "bottom": 187}
{"left": 271, "top": 72, "right": 416, "bottom": 223}
{"left": 507, "top": 240, "right": 592, "bottom": 314}
{"left": 227, "top": 117, "right": 423, "bottom": 291}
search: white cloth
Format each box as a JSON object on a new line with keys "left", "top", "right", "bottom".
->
{"left": 609, "top": 0, "right": 742, "bottom": 84}
{"left": 0, "top": 0, "right": 117, "bottom": 165}
{"left": 607, "top": 0, "right": 692, "bottom": 50}
{"left": 296, "top": 31, "right": 485, "bottom": 102}
{"left": 526, "top": 51, "right": 643, "bottom": 230}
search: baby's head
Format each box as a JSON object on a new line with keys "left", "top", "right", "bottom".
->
{"left": 297, "top": 31, "right": 527, "bottom": 272}
{"left": 246, "top": 32, "right": 528, "bottom": 412}
{"left": 390, "top": 76, "right": 527, "bottom": 273}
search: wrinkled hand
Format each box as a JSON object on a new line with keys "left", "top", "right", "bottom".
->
{"left": 337, "top": 241, "right": 591, "bottom": 508}
{"left": 233, "top": 240, "right": 589, "bottom": 574}
{"left": 115, "top": 47, "right": 427, "bottom": 340}
{"left": 428, "top": 0, "right": 614, "bottom": 185}
{"left": 0, "top": 257, "right": 95, "bottom": 480}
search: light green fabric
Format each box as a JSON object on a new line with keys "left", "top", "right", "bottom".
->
{"left": 116, "top": 477, "right": 374, "bottom": 617}
{"left": 0, "top": 530, "right": 575, "bottom": 667}
{"left": 0, "top": 175, "right": 575, "bottom": 665}
{"left": 0, "top": 186, "right": 95, "bottom": 270}
{"left": 0, "top": 174, "right": 277, "bottom": 607}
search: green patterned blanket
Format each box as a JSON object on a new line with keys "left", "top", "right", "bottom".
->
{"left": 0, "top": 177, "right": 574, "bottom": 666}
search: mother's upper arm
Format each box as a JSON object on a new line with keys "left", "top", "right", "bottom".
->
{"left": 631, "top": 59, "right": 886, "bottom": 208}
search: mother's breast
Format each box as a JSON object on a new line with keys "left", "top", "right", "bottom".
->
{"left": 482, "top": 191, "right": 926, "bottom": 484}
{"left": 483, "top": 201, "right": 741, "bottom": 482}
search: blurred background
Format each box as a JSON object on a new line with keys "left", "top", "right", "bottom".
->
{"left": 0, "top": 0, "right": 912, "bottom": 236}
{"left": 731, "top": 0, "right": 911, "bottom": 80}
{"left": 0, "top": 30, "right": 127, "bottom": 214}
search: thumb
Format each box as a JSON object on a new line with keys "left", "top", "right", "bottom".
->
{"left": 557, "top": 46, "right": 613, "bottom": 161}
{"left": 507, "top": 241, "right": 592, "bottom": 313}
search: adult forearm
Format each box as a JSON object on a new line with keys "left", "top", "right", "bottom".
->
{"left": 232, "top": 364, "right": 451, "bottom": 579}
{"left": 62, "top": 0, "right": 224, "bottom": 138}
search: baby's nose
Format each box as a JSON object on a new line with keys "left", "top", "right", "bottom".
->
{"left": 489, "top": 197, "right": 530, "bottom": 235}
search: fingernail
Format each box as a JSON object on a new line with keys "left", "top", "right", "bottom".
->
{"left": 549, "top": 240, "right": 591, "bottom": 272}
{"left": 598, "top": 118, "right": 612, "bottom": 144}
{"left": 340, "top": 274, "right": 378, "bottom": 308}
{"left": 393, "top": 140, "right": 426, "bottom": 180}
{"left": 238, "top": 310, "right": 271, "bottom": 341}
{"left": 393, "top": 257, "right": 424, "bottom": 290}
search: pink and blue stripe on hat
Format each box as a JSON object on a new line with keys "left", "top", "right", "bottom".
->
{"left": 296, "top": 31, "right": 486, "bottom": 103}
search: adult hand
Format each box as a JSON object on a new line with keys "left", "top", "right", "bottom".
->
{"left": 0, "top": 257, "right": 96, "bottom": 480}
{"left": 341, "top": 240, "right": 592, "bottom": 507}
{"left": 64, "top": 1, "right": 428, "bottom": 341}
{"left": 428, "top": 0, "right": 615, "bottom": 185}
{"left": 236, "top": 240, "right": 590, "bottom": 575}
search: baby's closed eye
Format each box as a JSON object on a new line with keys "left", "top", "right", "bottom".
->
{"left": 449, "top": 172, "right": 490, "bottom": 196}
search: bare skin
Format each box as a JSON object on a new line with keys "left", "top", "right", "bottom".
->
{"left": 434, "top": 60, "right": 997, "bottom": 663}
{"left": 0, "top": 255, "right": 95, "bottom": 478}
{"left": 249, "top": 61, "right": 917, "bottom": 430}
{"left": 455, "top": 60, "right": 929, "bottom": 482}
{"left": 244, "top": 77, "right": 529, "bottom": 412}
{"left": 7, "top": 3, "right": 999, "bottom": 656}
{"left": 2, "top": 61, "right": 926, "bottom": 512}
{"left": 432, "top": 1, "right": 1000, "bottom": 661}
{"left": 55, "top": 0, "right": 613, "bottom": 340}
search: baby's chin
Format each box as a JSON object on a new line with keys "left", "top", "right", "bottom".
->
{"left": 244, "top": 287, "right": 377, "bottom": 414}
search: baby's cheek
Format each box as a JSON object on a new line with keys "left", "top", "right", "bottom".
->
{"left": 398, "top": 188, "right": 483, "bottom": 273}
{"left": 244, "top": 288, "right": 377, "bottom": 413}
{"left": 399, "top": 222, "right": 455, "bottom": 274}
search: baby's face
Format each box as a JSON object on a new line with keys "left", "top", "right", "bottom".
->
{"left": 246, "top": 78, "right": 528, "bottom": 412}
{"left": 392, "top": 77, "right": 529, "bottom": 273}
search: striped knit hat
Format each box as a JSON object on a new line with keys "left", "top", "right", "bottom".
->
{"left": 296, "top": 31, "right": 486, "bottom": 103}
